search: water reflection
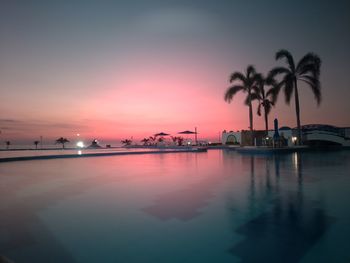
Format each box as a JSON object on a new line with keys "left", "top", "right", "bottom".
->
{"left": 0, "top": 155, "right": 180, "bottom": 262}
{"left": 143, "top": 151, "right": 226, "bottom": 221}
{"left": 229, "top": 153, "right": 335, "bottom": 263}
{"left": 143, "top": 175, "right": 220, "bottom": 221}
{"left": 0, "top": 159, "right": 138, "bottom": 262}
{"left": 0, "top": 150, "right": 347, "bottom": 262}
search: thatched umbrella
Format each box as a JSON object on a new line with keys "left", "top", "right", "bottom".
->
{"left": 178, "top": 129, "right": 198, "bottom": 145}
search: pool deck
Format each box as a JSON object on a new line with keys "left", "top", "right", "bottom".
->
{"left": 0, "top": 148, "right": 208, "bottom": 163}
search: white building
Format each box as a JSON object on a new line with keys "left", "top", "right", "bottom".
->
{"left": 221, "top": 130, "right": 241, "bottom": 145}
{"left": 222, "top": 124, "right": 350, "bottom": 147}
{"left": 222, "top": 127, "right": 295, "bottom": 146}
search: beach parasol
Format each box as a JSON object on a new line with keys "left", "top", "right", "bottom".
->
{"left": 178, "top": 129, "right": 198, "bottom": 145}
{"left": 154, "top": 132, "right": 170, "bottom": 137}
{"left": 178, "top": 130, "right": 196, "bottom": 135}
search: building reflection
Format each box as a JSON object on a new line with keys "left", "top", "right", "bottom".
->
{"left": 229, "top": 153, "right": 334, "bottom": 263}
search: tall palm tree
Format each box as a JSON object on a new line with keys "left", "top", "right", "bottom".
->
{"left": 268, "top": 49, "right": 321, "bottom": 145}
{"left": 55, "top": 137, "right": 69, "bottom": 149}
{"left": 225, "top": 65, "right": 259, "bottom": 144}
{"left": 252, "top": 74, "right": 278, "bottom": 134}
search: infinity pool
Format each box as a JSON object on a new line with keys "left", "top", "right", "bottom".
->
{"left": 0, "top": 150, "right": 349, "bottom": 262}
{"left": 0, "top": 148, "right": 160, "bottom": 159}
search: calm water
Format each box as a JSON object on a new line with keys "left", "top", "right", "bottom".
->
{"left": 0, "top": 148, "right": 161, "bottom": 158}
{"left": 0, "top": 150, "right": 349, "bottom": 263}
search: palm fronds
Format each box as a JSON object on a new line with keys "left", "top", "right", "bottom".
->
{"left": 270, "top": 49, "right": 322, "bottom": 144}
{"left": 224, "top": 65, "right": 260, "bottom": 137}
{"left": 224, "top": 85, "right": 244, "bottom": 102}
{"left": 276, "top": 49, "right": 295, "bottom": 71}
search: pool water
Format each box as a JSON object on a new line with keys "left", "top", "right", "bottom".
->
{"left": 0, "top": 150, "right": 349, "bottom": 263}
{"left": 0, "top": 148, "right": 160, "bottom": 159}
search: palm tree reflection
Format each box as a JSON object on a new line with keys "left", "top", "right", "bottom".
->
{"left": 229, "top": 153, "right": 334, "bottom": 263}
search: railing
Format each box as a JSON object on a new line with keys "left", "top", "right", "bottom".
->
{"left": 303, "top": 130, "right": 346, "bottom": 145}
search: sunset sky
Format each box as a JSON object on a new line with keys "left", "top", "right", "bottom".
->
{"left": 0, "top": 0, "right": 350, "bottom": 143}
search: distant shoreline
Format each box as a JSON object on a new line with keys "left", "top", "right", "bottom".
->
{"left": 0, "top": 146, "right": 122, "bottom": 151}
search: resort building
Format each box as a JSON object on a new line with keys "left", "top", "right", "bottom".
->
{"left": 222, "top": 124, "right": 350, "bottom": 147}
{"left": 221, "top": 130, "right": 241, "bottom": 145}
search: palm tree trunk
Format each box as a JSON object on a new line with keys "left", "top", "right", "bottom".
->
{"left": 294, "top": 80, "right": 302, "bottom": 145}
{"left": 249, "top": 100, "right": 254, "bottom": 146}
{"left": 264, "top": 107, "right": 269, "bottom": 135}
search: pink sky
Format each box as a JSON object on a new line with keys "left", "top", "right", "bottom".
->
{"left": 0, "top": 46, "right": 348, "bottom": 143}
{"left": 1, "top": 3, "right": 349, "bottom": 144}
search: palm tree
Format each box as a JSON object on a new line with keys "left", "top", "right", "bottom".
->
{"left": 55, "top": 137, "right": 69, "bottom": 149}
{"left": 171, "top": 136, "right": 177, "bottom": 144}
{"left": 225, "top": 65, "right": 259, "bottom": 145}
{"left": 34, "top": 140, "right": 40, "bottom": 149}
{"left": 268, "top": 49, "right": 321, "bottom": 145}
{"left": 5, "top": 141, "right": 10, "bottom": 150}
{"left": 121, "top": 139, "right": 132, "bottom": 146}
{"left": 177, "top": 136, "right": 184, "bottom": 146}
{"left": 149, "top": 136, "right": 157, "bottom": 146}
{"left": 141, "top": 138, "right": 150, "bottom": 146}
{"left": 252, "top": 74, "right": 278, "bottom": 134}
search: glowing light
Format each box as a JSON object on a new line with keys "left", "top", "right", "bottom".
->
{"left": 292, "top": 136, "right": 297, "bottom": 142}
{"left": 78, "top": 150, "right": 82, "bottom": 155}
{"left": 293, "top": 153, "right": 299, "bottom": 171}
{"left": 77, "top": 133, "right": 80, "bottom": 136}
{"left": 76, "top": 141, "right": 85, "bottom": 148}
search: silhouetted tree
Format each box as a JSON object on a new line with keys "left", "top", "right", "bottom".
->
{"left": 171, "top": 136, "right": 177, "bottom": 145}
{"left": 268, "top": 49, "right": 321, "bottom": 144}
{"left": 5, "top": 141, "right": 10, "bottom": 150}
{"left": 141, "top": 138, "right": 150, "bottom": 146}
{"left": 252, "top": 74, "right": 279, "bottom": 134}
{"left": 149, "top": 136, "right": 157, "bottom": 145}
{"left": 121, "top": 139, "right": 132, "bottom": 146}
{"left": 55, "top": 137, "right": 69, "bottom": 149}
{"left": 225, "top": 65, "right": 259, "bottom": 144}
{"left": 177, "top": 136, "right": 184, "bottom": 146}
{"left": 170, "top": 136, "right": 185, "bottom": 146}
{"left": 34, "top": 140, "right": 40, "bottom": 149}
